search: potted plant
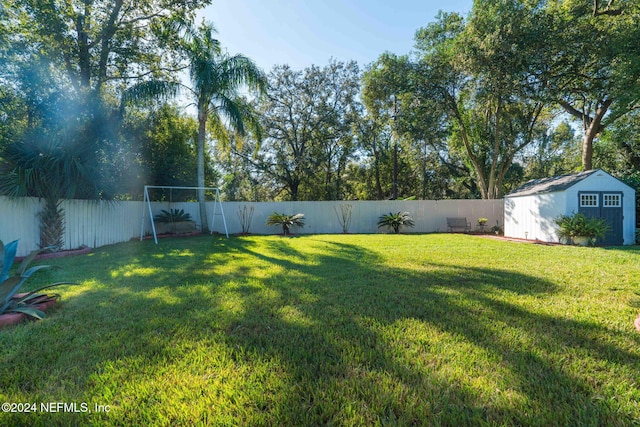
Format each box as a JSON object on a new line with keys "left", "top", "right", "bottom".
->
{"left": 266, "top": 212, "right": 305, "bottom": 236}
{"left": 1, "top": 239, "right": 73, "bottom": 327}
{"left": 153, "top": 208, "right": 196, "bottom": 234}
{"left": 490, "top": 221, "right": 503, "bottom": 236}
{"left": 377, "top": 212, "right": 415, "bottom": 234}
{"left": 555, "top": 213, "right": 609, "bottom": 246}
{"left": 477, "top": 217, "right": 488, "bottom": 232}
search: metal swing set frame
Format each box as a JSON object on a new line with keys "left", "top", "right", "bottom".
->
{"left": 140, "top": 185, "right": 229, "bottom": 244}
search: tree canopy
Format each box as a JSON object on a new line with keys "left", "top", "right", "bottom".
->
{"left": 1, "top": 0, "right": 639, "bottom": 209}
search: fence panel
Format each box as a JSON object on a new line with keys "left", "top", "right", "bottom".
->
{"left": 1, "top": 196, "right": 504, "bottom": 256}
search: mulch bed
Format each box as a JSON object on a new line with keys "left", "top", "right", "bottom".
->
{"left": 474, "top": 234, "right": 564, "bottom": 245}
{"left": 14, "top": 245, "right": 92, "bottom": 262}
{"left": 138, "top": 231, "right": 204, "bottom": 240}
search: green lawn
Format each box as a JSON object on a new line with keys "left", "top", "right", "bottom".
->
{"left": 2, "top": 234, "right": 640, "bottom": 426}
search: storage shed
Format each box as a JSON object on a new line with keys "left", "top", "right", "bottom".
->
{"left": 504, "top": 169, "right": 636, "bottom": 245}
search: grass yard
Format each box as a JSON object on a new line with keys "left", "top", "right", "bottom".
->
{"left": 1, "top": 234, "right": 640, "bottom": 426}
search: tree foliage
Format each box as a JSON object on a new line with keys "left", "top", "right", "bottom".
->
{"left": 251, "top": 61, "right": 360, "bottom": 201}
{"left": 122, "top": 20, "right": 266, "bottom": 229}
{"left": 362, "top": 54, "right": 414, "bottom": 199}
{"left": 4, "top": 0, "right": 210, "bottom": 97}
{"left": 541, "top": 0, "right": 640, "bottom": 170}
{"left": 408, "top": 7, "right": 552, "bottom": 199}
{"left": 115, "top": 104, "right": 216, "bottom": 199}
{"left": 0, "top": 121, "right": 112, "bottom": 249}
{"left": 2, "top": 0, "right": 640, "bottom": 208}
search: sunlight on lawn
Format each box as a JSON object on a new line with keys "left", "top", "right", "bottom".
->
{"left": 110, "top": 265, "right": 161, "bottom": 278}
{"left": 2, "top": 234, "right": 640, "bottom": 426}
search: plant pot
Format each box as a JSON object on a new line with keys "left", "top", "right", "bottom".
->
{"left": 572, "top": 236, "right": 592, "bottom": 246}
{"left": 0, "top": 293, "right": 58, "bottom": 328}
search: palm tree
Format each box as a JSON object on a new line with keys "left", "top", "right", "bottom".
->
{"left": 0, "top": 126, "right": 109, "bottom": 251}
{"left": 123, "top": 21, "right": 266, "bottom": 232}
{"left": 185, "top": 22, "right": 266, "bottom": 231}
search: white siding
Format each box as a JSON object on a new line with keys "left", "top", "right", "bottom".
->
{"left": 1, "top": 196, "right": 504, "bottom": 256}
{"left": 504, "top": 192, "right": 566, "bottom": 242}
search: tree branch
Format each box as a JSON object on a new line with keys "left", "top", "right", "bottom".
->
{"left": 593, "top": 0, "right": 623, "bottom": 16}
{"left": 104, "top": 65, "right": 189, "bottom": 81}
{"left": 559, "top": 100, "right": 588, "bottom": 122}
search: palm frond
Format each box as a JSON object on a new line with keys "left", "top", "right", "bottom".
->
{"left": 121, "top": 80, "right": 181, "bottom": 109}
{"left": 220, "top": 54, "right": 267, "bottom": 94}
{"left": 216, "top": 95, "right": 247, "bottom": 136}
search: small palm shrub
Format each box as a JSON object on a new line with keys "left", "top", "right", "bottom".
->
{"left": 1, "top": 239, "right": 73, "bottom": 320}
{"left": 154, "top": 208, "right": 193, "bottom": 223}
{"left": 266, "top": 212, "right": 305, "bottom": 236}
{"left": 377, "top": 212, "right": 415, "bottom": 234}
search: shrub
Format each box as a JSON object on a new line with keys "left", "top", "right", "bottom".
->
{"left": 377, "top": 212, "right": 415, "bottom": 234}
{"left": 237, "top": 205, "right": 255, "bottom": 234}
{"left": 334, "top": 204, "right": 353, "bottom": 234}
{"left": 266, "top": 212, "right": 305, "bottom": 236}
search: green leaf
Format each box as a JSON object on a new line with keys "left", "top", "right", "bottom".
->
{"left": 21, "top": 264, "right": 57, "bottom": 280}
{"left": 0, "top": 276, "right": 22, "bottom": 305}
{"left": 18, "top": 283, "right": 74, "bottom": 302}
{"left": 0, "top": 239, "right": 19, "bottom": 282}
{"left": 17, "top": 248, "right": 42, "bottom": 276}
{"left": 7, "top": 306, "right": 46, "bottom": 319}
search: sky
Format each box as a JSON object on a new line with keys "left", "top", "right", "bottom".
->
{"left": 197, "top": 0, "right": 473, "bottom": 73}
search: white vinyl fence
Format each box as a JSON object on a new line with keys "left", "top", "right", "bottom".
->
{"left": 0, "top": 196, "right": 503, "bottom": 256}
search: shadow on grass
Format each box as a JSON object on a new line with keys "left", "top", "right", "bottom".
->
{"left": 2, "top": 235, "right": 639, "bottom": 426}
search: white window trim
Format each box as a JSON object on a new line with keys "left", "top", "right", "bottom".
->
{"left": 603, "top": 194, "right": 621, "bottom": 207}
{"left": 580, "top": 193, "right": 599, "bottom": 207}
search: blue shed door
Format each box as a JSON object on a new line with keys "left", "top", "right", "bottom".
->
{"left": 578, "top": 192, "right": 623, "bottom": 245}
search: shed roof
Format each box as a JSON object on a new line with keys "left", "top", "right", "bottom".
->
{"left": 507, "top": 169, "right": 600, "bottom": 197}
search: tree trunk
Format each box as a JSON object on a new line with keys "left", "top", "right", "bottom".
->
{"left": 487, "top": 100, "right": 502, "bottom": 199}
{"left": 392, "top": 139, "right": 398, "bottom": 199}
{"left": 581, "top": 104, "right": 609, "bottom": 171}
{"left": 372, "top": 142, "right": 383, "bottom": 200}
{"left": 197, "top": 112, "right": 209, "bottom": 232}
{"left": 447, "top": 94, "right": 490, "bottom": 199}
{"left": 289, "top": 180, "right": 300, "bottom": 201}
{"left": 38, "top": 197, "right": 65, "bottom": 252}
{"left": 559, "top": 99, "right": 612, "bottom": 171}
{"left": 454, "top": 113, "right": 489, "bottom": 198}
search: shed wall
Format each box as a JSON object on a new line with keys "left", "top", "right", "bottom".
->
{"left": 565, "top": 173, "right": 636, "bottom": 245}
{"left": 504, "top": 192, "right": 566, "bottom": 242}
